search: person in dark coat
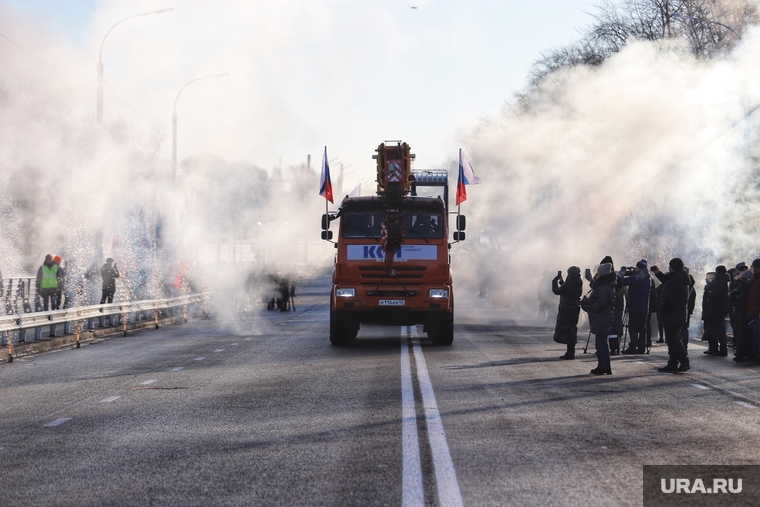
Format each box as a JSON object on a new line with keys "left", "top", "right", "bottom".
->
{"left": 586, "top": 255, "right": 624, "bottom": 355}
{"left": 552, "top": 266, "right": 583, "bottom": 360}
{"left": 100, "top": 258, "right": 120, "bottom": 304}
{"left": 619, "top": 259, "right": 651, "bottom": 354}
{"left": 581, "top": 262, "right": 616, "bottom": 375}
{"left": 701, "top": 272, "right": 718, "bottom": 354}
{"left": 653, "top": 258, "right": 690, "bottom": 373}
{"left": 703, "top": 266, "right": 730, "bottom": 356}
{"left": 646, "top": 273, "right": 658, "bottom": 347}
{"left": 680, "top": 268, "right": 697, "bottom": 355}
{"left": 743, "top": 259, "right": 760, "bottom": 362}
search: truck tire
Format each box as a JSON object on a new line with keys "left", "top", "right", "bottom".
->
{"left": 330, "top": 307, "right": 357, "bottom": 346}
{"left": 428, "top": 311, "right": 453, "bottom": 346}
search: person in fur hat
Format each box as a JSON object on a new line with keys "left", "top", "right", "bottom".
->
{"left": 552, "top": 266, "right": 583, "bottom": 359}
{"left": 581, "top": 262, "right": 616, "bottom": 375}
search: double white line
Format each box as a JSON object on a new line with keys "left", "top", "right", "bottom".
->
{"left": 400, "top": 325, "right": 464, "bottom": 507}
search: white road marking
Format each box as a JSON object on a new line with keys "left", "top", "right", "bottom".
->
{"left": 214, "top": 349, "right": 225, "bottom": 352}
{"left": 231, "top": 343, "right": 239, "bottom": 346}
{"left": 691, "top": 384, "right": 710, "bottom": 390}
{"left": 735, "top": 401, "right": 757, "bottom": 409}
{"left": 410, "top": 327, "right": 464, "bottom": 507}
{"left": 244, "top": 338, "right": 253, "bottom": 341}
{"left": 194, "top": 357, "right": 206, "bottom": 361}
{"left": 100, "top": 396, "right": 120, "bottom": 403}
{"left": 140, "top": 379, "right": 157, "bottom": 385}
{"left": 400, "top": 326, "right": 424, "bottom": 507}
{"left": 170, "top": 367, "right": 184, "bottom": 371}
{"left": 43, "top": 418, "right": 71, "bottom": 427}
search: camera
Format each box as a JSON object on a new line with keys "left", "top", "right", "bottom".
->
{"left": 650, "top": 265, "right": 658, "bottom": 272}
{"left": 622, "top": 266, "right": 637, "bottom": 276}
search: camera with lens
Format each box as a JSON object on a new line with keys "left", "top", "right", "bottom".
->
{"left": 621, "top": 266, "right": 637, "bottom": 276}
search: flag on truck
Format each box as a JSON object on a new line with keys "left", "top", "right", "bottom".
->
{"left": 319, "top": 146, "right": 333, "bottom": 203}
{"left": 455, "top": 148, "right": 481, "bottom": 205}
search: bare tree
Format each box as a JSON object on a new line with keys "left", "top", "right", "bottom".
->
{"left": 528, "top": 0, "right": 758, "bottom": 87}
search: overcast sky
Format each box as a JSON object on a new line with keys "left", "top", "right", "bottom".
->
{"left": 1, "top": 0, "right": 595, "bottom": 180}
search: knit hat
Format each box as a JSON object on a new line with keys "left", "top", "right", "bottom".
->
{"left": 597, "top": 263, "right": 614, "bottom": 277}
{"left": 636, "top": 259, "right": 647, "bottom": 269}
{"left": 736, "top": 262, "right": 747, "bottom": 271}
{"left": 669, "top": 258, "right": 684, "bottom": 271}
{"left": 106, "top": 257, "right": 114, "bottom": 263}
{"left": 53, "top": 255, "right": 61, "bottom": 263}
{"left": 716, "top": 265, "right": 727, "bottom": 275}
{"left": 752, "top": 258, "right": 760, "bottom": 270}
{"left": 45, "top": 254, "right": 52, "bottom": 263}
{"left": 600, "top": 256, "right": 613, "bottom": 267}
{"left": 567, "top": 266, "right": 581, "bottom": 276}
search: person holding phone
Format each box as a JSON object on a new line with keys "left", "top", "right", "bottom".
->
{"left": 552, "top": 266, "right": 583, "bottom": 359}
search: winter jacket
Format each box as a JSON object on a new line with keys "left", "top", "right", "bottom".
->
{"left": 619, "top": 268, "right": 651, "bottom": 315}
{"left": 552, "top": 271, "right": 583, "bottom": 345}
{"left": 703, "top": 272, "right": 730, "bottom": 322}
{"left": 101, "top": 263, "right": 120, "bottom": 291}
{"left": 746, "top": 271, "right": 760, "bottom": 319}
{"left": 656, "top": 268, "right": 690, "bottom": 326}
{"left": 585, "top": 272, "right": 616, "bottom": 335}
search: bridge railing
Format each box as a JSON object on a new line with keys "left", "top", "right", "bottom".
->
{"left": 0, "top": 293, "right": 207, "bottom": 350}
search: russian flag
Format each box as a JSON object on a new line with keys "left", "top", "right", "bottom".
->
{"left": 319, "top": 146, "right": 333, "bottom": 203}
{"left": 455, "top": 148, "right": 481, "bottom": 206}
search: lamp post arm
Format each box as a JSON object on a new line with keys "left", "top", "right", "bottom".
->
{"left": 173, "top": 73, "right": 230, "bottom": 114}
{"left": 98, "top": 8, "right": 175, "bottom": 63}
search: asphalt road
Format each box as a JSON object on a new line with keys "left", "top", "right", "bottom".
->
{"left": 2, "top": 274, "right": 760, "bottom": 506}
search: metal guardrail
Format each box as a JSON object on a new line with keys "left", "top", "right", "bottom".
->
{"left": 0, "top": 293, "right": 207, "bottom": 361}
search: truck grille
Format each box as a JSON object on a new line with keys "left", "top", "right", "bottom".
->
{"left": 358, "top": 266, "right": 426, "bottom": 280}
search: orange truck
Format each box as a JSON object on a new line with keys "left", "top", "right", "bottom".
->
{"left": 321, "top": 141, "right": 466, "bottom": 346}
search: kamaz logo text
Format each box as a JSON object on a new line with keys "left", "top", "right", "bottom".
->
{"left": 660, "top": 478, "right": 742, "bottom": 494}
{"left": 363, "top": 246, "right": 400, "bottom": 259}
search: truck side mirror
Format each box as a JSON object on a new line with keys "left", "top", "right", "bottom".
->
{"left": 453, "top": 231, "right": 465, "bottom": 241}
{"left": 321, "top": 230, "right": 333, "bottom": 241}
{"left": 321, "top": 214, "right": 330, "bottom": 230}
{"left": 456, "top": 215, "right": 466, "bottom": 231}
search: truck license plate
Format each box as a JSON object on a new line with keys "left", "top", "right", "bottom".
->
{"left": 379, "top": 300, "right": 405, "bottom": 306}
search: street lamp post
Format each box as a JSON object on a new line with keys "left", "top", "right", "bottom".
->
{"left": 672, "top": 12, "right": 742, "bottom": 40}
{"left": 97, "top": 8, "right": 174, "bottom": 125}
{"left": 172, "top": 73, "right": 229, "bottom": 181}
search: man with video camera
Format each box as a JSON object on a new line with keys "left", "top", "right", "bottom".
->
{"left": 619, "top": 260, "right": 651, "bottom": 354}
{"left": 652, "top": 258, "right": 690, "bottom": 373}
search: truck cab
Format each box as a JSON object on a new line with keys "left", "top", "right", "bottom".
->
{"left": 322, "top": 142, "right": 464, "bottom": 346}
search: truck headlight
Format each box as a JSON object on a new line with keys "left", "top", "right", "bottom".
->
{"left": 429, "top": 289, "right": 449, "bottom": 298}
{"left": 336, "top": 288, "right": 355, "bottom": 297}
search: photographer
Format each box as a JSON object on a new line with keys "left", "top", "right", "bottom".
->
{"left": 652, "top": 258, "right": 690, "bottom": 373}
{"left": 619, "top": 260, "right": 651, "bottom": 354}
{"left": 552, "top": 266, "right": 583, "bottom": 360}
{"left": 581, "top": 262, "right": 616, "bottom": 375}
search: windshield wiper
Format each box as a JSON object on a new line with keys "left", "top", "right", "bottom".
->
{"left": 344, "top": 225, "right": 380, "bottom": 242}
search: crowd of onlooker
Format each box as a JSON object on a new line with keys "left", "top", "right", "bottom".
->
{"left": 541, "top": 256, "right": 760, "bottom": 375}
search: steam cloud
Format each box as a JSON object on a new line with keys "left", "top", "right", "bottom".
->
{"left": 462, "top": 32, "right": 760, "bottom": 315}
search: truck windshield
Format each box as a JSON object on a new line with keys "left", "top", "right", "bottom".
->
{"left": 341, "top": 211, "right": 444, "bottom": 239}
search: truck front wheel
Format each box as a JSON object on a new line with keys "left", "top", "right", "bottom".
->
{"left": 428, "top": 311, "right": 453, "bottom": 346}
{"left": 330, "top": 308, "right": 357, "bottom": 346}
